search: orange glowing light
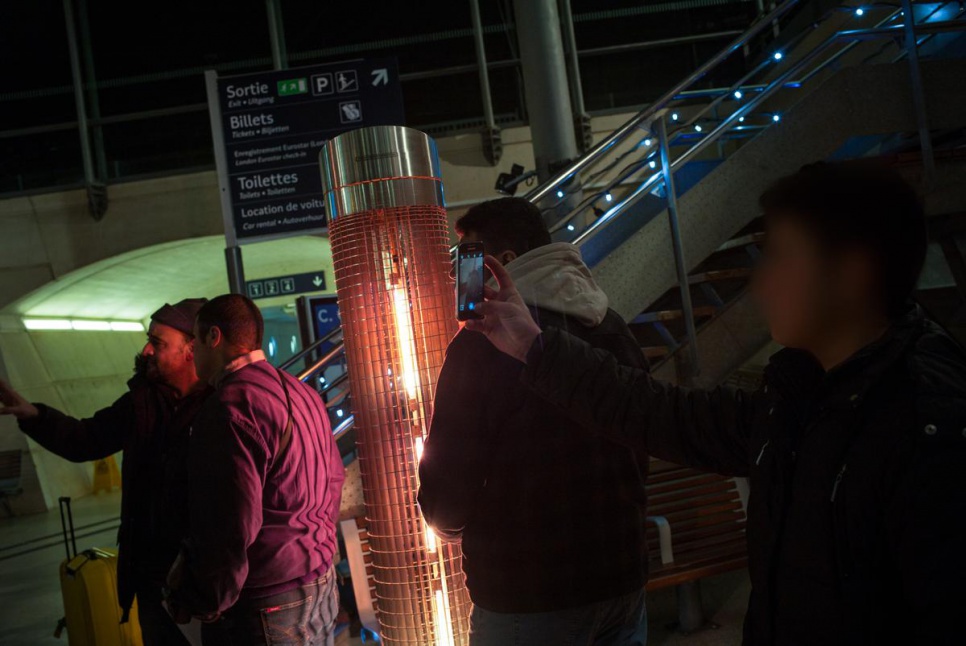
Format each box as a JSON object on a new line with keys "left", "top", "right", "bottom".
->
{"left": 328, "top": 204, "right": 471, "bottom": 644}
{"left": 323, "top": 126, "right": 471, "bottom": 645}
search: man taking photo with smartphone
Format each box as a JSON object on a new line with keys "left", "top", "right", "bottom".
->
{"left": 419, "top": 197, "right": 651, "bottom": 645}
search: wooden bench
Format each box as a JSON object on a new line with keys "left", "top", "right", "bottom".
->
{"left": 645, "top": 458, "right": 749, "bottom": 632}
{"left": 0, "top": 449, "right": 24, "bottom": 517}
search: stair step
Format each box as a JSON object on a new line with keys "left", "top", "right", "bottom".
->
{"left": 633, "top": 305, "right": 718, "bottom": 324}
{"left": 643, "top": 346, "right": 670, "bottom": 359}
{"left": 687, "top": 268, "right": 754, "bottom": 285}
{"left": 893, "top": 146, "right": 966, "bottom": 166}
{"left": 715, "top": 232, "right": 765, "bottom": 252}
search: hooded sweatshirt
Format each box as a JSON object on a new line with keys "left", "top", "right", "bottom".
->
{"left": 504, "top": 242, "right": 610, "bottom": 327}
{"left": 419, "top": 242, "right": 651, "bottom": 613}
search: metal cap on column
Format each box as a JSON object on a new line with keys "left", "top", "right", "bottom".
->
{"left": 320, "top": 125, "right": 471, "bottom": 645}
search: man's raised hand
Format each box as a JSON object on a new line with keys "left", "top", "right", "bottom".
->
{"left": 0, "top": 378, "right": 39, "bottom": 420}
{"left": 464, "top": 256, "right": 542, "bottom": 363}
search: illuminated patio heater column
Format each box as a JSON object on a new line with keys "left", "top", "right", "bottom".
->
{"left": 320, "top": 126, "right": 471, "bottom": 645}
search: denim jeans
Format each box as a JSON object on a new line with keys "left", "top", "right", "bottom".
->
{"left": 470, "top": 588, "right": 647, "bottom": 646}
{"left": 201, "top": 567, "right": 339, "bottom": 646}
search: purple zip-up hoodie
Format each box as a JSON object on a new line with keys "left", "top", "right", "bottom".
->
{"left": 174, "top": 353, "right": 345, "bottom": 615}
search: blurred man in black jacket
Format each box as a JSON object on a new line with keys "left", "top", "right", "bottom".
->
{"left": 0, "top": 298, "right": 209, "bottom": 646}
{"left": 466, "top": 163, "right": 966, "bottom": 645}
{"left": 418, "top": 198, "right": 651, "bottom": 646}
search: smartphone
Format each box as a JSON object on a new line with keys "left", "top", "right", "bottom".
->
{"left": 456, "top": 242, "right": 485, "bottom": 321}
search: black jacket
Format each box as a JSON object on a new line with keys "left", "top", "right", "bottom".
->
{"left": 418, "top": 307, "right": 650, "bottom": 613}
{"left": 521, "top": 307, "right": 966, "bottom": 645}
{"left": 20, "top": 376, "right": 209, "bottom": 618}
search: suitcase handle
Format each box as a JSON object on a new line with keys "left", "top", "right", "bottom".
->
{"left": 64, "top": 548, "right": 114, "bottom": 577}
{"left": 58, "top": 497, "right": 76, "bottom": 560}
{"left": 64, "top": 552, "right": 88, "bottom": 577}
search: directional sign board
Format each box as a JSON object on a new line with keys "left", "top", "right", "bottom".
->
{"left": 310, "top": 296, "right": 342, "bottom": 350}
{"left": 246, "top": 271, "right": 327, "bottom": 301}
{"left": 206, "top": 58, "right": 404, "bottom": 244}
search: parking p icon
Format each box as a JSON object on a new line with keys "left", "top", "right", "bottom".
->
{"left": 312, "top": 73, "right": 334, "bottom": 96}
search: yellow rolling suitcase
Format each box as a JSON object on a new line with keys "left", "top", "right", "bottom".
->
{"left": 57, "top": 496, "right": 142, "bottom": 646}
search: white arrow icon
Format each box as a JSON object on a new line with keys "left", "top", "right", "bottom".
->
{"left": 312, "top": 275, "right": 324, "bottom": 287}
{"left": 371, "top": 68, "right": 389, "bottom": 86}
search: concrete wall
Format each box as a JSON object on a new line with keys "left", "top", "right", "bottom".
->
{"left": 0, "top": 173, "right": 224, "bottom": 312}
{"left": 0, "top": 114, "right": 636, "bottom": 311}
{"left": 0, "top": 328, "right": 146, "bottom": 513}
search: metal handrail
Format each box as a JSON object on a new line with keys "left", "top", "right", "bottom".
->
{"left": 278, "top": 325, "right": 343, "bottom": 372}
{"left": 326, "top": 388, "right": 350, "bottom": 409}
{"left": 297, "top": 341, "right": 346, "bottom": 383}
{"left": 542, "top": 0, "right": 894, "bottom": 232}
{"left": 542, "top": 4, "right": 822, "bottom": 235}
{"left": 332, "top": 415, "right": 355, "bottom": 440}
{"left": 889, "top": 5, "right": 966, "bottom": 63}
{"left": 287, "top": 335, "right": 354, "bottom": 447}
{"left": 531, "top": 1, "right": 966, "bottom": 231}
{"left": 570, "top": 11, "right": 966, "bottom": 248}
{"left": 319, "top": 371, "right": 350, "bottom": 397}
{"left": 546, "top": 3, "right": 966, "bottom": 244}
{"left": 523, "top": 0, "right": 805, "bottom": 205}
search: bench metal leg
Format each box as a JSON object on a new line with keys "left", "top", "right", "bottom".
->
{"left": 676, "top": 581, "right": 706, "bottom": 633}
{"left": 339, "top": 518, "right": 378, "bottom": 636}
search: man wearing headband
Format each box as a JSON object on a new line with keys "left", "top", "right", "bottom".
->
{"left": 0, "top": 298, "right": 212, "bottom": 646}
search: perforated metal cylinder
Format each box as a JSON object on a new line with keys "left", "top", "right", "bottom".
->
{"left": 320, "top": 126, "right": 470, "bottom": 645}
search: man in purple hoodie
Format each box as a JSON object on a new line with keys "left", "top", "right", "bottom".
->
{"left": 166, "top": 294, "right": 345, "bottom": 646}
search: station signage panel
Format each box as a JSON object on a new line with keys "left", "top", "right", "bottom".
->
{"left": 245, "top": 271, "right": 327, "bottom": 300}
{"left": 207, "top": 58, "right": 404, "bottom": 243}
{"left": 311, "top": 297, "right": 342, "bottom": 343}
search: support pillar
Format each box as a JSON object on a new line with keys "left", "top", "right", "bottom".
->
{"left": 657, "top": 116, "right": 700, "bottom": 382}
{"left": 225, "top": 246, "right": 246, "bottom": 296}
{"left": 77, "top": 0, "right": 108, "bottom": 183}
{"left": 512, "top": 0, "right": 580, "bottom": 182}
{"left": 266, "top": 0, "right": 288, "bottom": 70}
{"left": 901, "top": 0, "right": 935, "bottom": 186}
{"left": 558, "top": 0, "right": 592, "bottom": 153}
{"left": 676, "top": 581, "right": 707, "bottom": 633}
{"left": 470, "top": 0, "right": 502, "bottom": 165}
{"left": 63, "top": 0, "right": 107, "bottom": 220}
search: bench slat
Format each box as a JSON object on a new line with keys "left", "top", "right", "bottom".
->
{"left": 649, "top": 485, "right": 737, "bottom": 506}
{"left": 649, "top": 518, "right": 744, "bottom": 542}
{"left": 648, "top": 473, "right": 735, "bottom": 497}
{"left": 648, "top": 555, "right": 748, "bottom": 591}
{"left": 643, "top": 459, "right": 747, "bottom": 590}
{"left": 649, "top": 535, "right": 747, "bottom": 570}
{"left": 649, "top": 497, "right": 745, "bottom": 521}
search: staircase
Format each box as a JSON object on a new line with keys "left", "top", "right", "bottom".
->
{"left": 530, "top": 0, "right": 966, "bottom": 386}
{"left": 286, "top": 0, "right": 966, "bottom": 446}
